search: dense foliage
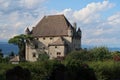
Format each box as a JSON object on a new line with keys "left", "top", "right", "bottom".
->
{"left": 112, "top": 51, "right": 120, "bottom": 61}
{"left": 0, "top": 46, "right": 120, "bottom": 80}
{"left": 1, "top": 61, "right": 120, "bottom": 80}
{"left": 89, "top": 61, "right": 120, "bottom": 80}
{"left": 65, "top": 47, "right": 112, "bottom": 62}
{"left": 0, "top": 49, "right": 9, "bottom": 63}
{"left": 0, "top": 61, "right": 97, "bottom": 80}
{"left": 89, "top": 47, "right": 112, "bottom": 61}
{"left": 8, "top": 34, "right": 33, "bottom": 61}
{"left": 37, "top": 53, "right": 49, "bottom": 61}
{"left": 0, "top": 49, "right": 3, "bottom": 58}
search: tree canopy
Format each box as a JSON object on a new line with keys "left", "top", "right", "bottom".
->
{"left": 65, "top": 46, "right": 112, "bottom": 62}
{"left": 8, "top": 34, "right": 33, "bottom": 61}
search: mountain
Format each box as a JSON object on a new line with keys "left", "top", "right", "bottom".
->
{"left": 0, "top": 42, "right": 119, "bottom": 56}
{"left": 0, "top": 42, "right": 19, "bottom": 55}
{"left": 108, "top": 47, "right": 120, "bottom": 52}
{"left": 82, "top": 45, "right": 120, "bottom": 52}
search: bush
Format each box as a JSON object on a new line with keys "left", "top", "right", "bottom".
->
{"left": 88, "top": 46, "right": 112, "bottom": 61}
{"left": 89, "top": 61, "right": 120, "bottom": 80}
{"left": 64, "top": 60, "right": 97, "bottom": 80}
{"left": 65, "top": 49, "right": 90, "bottom": 63}
{"left": 0, "top": 63, "right": 15, "bottom": 80}
{"left": 112, "top": 51, "right": 120, "bottom": 61}
{"left": 37, "top": 53, "right": 49, "bottom": 61}
{"left": 65, "top": 47, "right": 112, "bottom": 62}
{"left": 0, "top": 60, "right": 97, "bottom": 80}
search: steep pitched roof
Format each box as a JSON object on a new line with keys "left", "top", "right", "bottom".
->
{"left": 32, "top": 14, "right": 73, "bottom": 37}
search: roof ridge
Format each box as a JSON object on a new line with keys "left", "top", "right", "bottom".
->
{"left": 44, "top": 14, "right": 64, "bottom": 17}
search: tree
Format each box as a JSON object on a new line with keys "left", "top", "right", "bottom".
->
{"left": 0, "top": 49, "right": 3, "bottom": 63}
{"left": 89, "top": 46, "right": 111, "bottom": 61}
{"left": 112, "top": 51, "right": 120, "bottom": 61}
{"left": 65, "top": 47, "right": 112, "bottom": 62}
{"left": 37, "top": 53, "right": 49, "bottom": 61}
{"left": 65, "top": 49, "right": 89, "bottom": 63}
{"left": 0, "top": 49, "right": 3, "bottom": 57}
{"left": 10, "top": 51, "right": 15, "bottom": 56}
{"left": 8, "top": 34, "right": 33, "bottom": 61}
{"left": 6, "top": 66, "right": 31, "bottom": 80}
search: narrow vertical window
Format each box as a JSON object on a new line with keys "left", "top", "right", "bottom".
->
{"left": 55, "top": 46, "right": 57, "bottom": 48}
{"left": 50, "top": 37, "right": 53, "bottom": 40}
{"left": 33, "top": 53, "right": 36, "bottom": 57}
{"left": 43, "top": 37, "right": 45, "bottom": 40}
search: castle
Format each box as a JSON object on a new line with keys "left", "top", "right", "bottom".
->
{"left": 25, "top": 14, "right": 81, "bottom": 62}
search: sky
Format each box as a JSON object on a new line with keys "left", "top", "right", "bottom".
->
{"left": 0, "top": 0, "right": 120, "bottom": 47}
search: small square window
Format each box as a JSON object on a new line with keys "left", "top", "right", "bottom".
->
{"left": 50, "top": 37, "right": 52, "bottom": 40}
{"left": 43, "top": 47, "right": 45, "bottom": 49}
{"left": 55, "top": 46, "right": 57, "bottom": 48}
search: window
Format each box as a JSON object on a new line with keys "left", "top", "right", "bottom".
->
{"left": 35, "top": 44, "right": 38, "bottom": 49}
{"left": 43, "top": 37, "right": 45, "bottom": 40}
{"left": 35, "top": 38, "right": 38, "bottom": 40}
{"left": 50, "top": 37, "right": 53, "bottom": 40}
{"left": 57, "top": 52, "right": 61, "bottom": 55}
{"left": 43, "top": 47, "right": 45, "bottom": 49}
{"left": 33, "top": 53, "right": 36, "bottom": 57}
{"left": 55, "top": 46, "right": 57, "bottom": 48}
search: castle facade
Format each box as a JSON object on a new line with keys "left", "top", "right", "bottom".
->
{"left": 25, "top": 14, "right": 81, "bottom": 62}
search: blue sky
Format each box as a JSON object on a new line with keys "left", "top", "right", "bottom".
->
{"left": 0, "top": 0, "right": 120, "bottom": 47}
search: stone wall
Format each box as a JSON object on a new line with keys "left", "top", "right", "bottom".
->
{"left": 49, "top": 45, "right": 65, "bottom": 59}
{"left": 25, "top": 36, "right": 81, "bottom": 62}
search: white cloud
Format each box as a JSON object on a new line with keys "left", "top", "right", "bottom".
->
{"left": 55, "top": 1, "right": 119, "bottom": 47}
{"left": 0, "top": 0, "right": 119, "bottom": 47}
{"left": 73, "top": 1, "right": 114, "bottom": 23}
{"left": 86, "top": 37, "right": 120, "bottom": 47}
{"left": 0, "top": 0, "right": 48, "bottom": 41}
{"left": 55, "top": 1, "right": 114, "bottom": 24}
{"left": 0, "top": 0, "right": 10, "bottom": 9}
{"left": 20, "top": 0, "right": 46, "bottom": 9}
{"left": 8, "top": 11, "right": 19, "bottom": 22}
{"left": 57, "top": 8, "right": 72, "bottom": 15}
{"left": 107, "top": 12, "right": 120, "bottom": 26}
{"left": 14, "top": 22, "right": 24, "bottom": 28}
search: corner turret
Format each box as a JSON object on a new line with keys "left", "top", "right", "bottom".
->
{"left": 77, "top": 28, "right": 81, "bottom": 38}
{"left": 25, "top": 27, "right": 31, "bottom": 35}
{"left": 73, "top": 22, "right": 77, "bottom": 32}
